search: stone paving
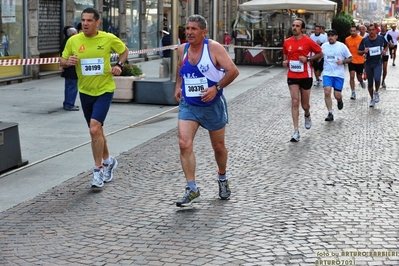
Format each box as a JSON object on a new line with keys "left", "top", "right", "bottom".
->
{"left": 1, "top": 63, "right": 399, "bottom": 265}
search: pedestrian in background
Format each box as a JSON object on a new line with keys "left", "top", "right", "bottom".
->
{"left": 321, "top": 29, "right": 352, "bottom": 122}
{"left": 309, "top": 25, "right": 327, "bottom": 86}
{"left": 76, "top": 22, "right": 82, "bottom": 33}
{"left": 223, "top": 31, "right": 232, "bottom": 51}
{"left": 388, "top": 24, "right": 399, "bottom": 66}
{"left": 282, "top": 18, "right": 323, "bottom": 142}
{"left": 60, "top": 26, "right": 79, "bottom": 111}
{"left": 160, "top": 28, "right": 172, "bottom": 78}
{"left": 174, "top": 14, "right": 239, "bottom": 207}
{"left": 379, "top": 23, "right": 393, "bottom": 89}
{"left": 60, "top": 8, "right": 129, "bottom": 188}
{"left": 1, "top": 30, "right": 10, "bottom": 56}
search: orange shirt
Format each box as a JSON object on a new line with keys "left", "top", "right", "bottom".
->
{"left": 345, "top": 35, "right": 365, "bottom": 64}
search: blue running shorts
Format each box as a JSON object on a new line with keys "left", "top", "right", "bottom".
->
{"left": 323, "top": 76, "right": 344, "bottom": 91}
{"left": 178, "top": 95, "right": 228, "bottom": 131}
{"left": 80, "top": 92, "right": 114, "bottom": 127}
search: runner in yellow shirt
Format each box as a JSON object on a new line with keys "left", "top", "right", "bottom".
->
{"left": 60, "top": 7, "right": 129, "bottom": 188}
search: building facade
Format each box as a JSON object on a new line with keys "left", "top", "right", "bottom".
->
{"left": 0, "top": 0, "right": 241, "bottom": 82}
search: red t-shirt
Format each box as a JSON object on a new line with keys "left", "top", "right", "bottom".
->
{"left": 283, "top": 35, "right": 322, "bottom": 79}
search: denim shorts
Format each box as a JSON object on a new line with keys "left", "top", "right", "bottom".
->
{"left": 79, "top": 92, "right": 114, "bottom": 127}
{"left": 178, "top": 95, "right": 228, "bottom": 131}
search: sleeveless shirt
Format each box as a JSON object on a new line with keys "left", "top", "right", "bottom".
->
{"left": 180, "top": 39, "right": 225, "bottom": 106}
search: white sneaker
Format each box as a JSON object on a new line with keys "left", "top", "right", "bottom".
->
{"left": 103, "top": 157, "right": 118, "bottom": 183}
{"left": 374, "top": 92, "right": 380, "bottom": 103}
{"left": 290, "top": 130, "right": 300, "bottom": 142}
{"left": 360, "top": 82, "right": 365, "bottom": 89}
{"left": 304, "top": 114, "right": 312, "bottom": 129}
{"left": 91, "top": 168, "right": 104, "bottom": 188}
{"left": 313, "top": 80, "right": 320, "bottom": 86}
{"left": 369, "top": 99, "right": 375, "bottom": 107}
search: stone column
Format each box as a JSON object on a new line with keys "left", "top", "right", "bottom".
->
{"left": 27, "top": 1, "right": 40, "bottom": 79}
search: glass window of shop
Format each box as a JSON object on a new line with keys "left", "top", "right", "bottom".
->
{"left": 74, "top": 0, "right": 95, "bottom": 30}
{"left": 146, "top": 0, "right": 159, "bottom": 56}
{"left": 103, "top": 0, "right": 119, "bottom": 36}
{"left": 126, "top": 0, "right": 140, "bottom": 54}
{"left": 0, "top": 0, "right": 24, "bottom": 78}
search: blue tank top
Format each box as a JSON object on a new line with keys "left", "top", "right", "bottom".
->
{"left": 180, "top": 39, "right": 225, "bottom": 106}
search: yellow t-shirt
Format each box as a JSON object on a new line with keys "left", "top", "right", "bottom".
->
{"left": 62, "top": 31, "right": 126, "bottom": 96}
{"left": 345, "top": 35, "right": 365, "bottom": 64}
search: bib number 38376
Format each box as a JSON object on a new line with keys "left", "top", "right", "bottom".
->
{"left": 184, "top": 77, "right": 208, "bottom": 97}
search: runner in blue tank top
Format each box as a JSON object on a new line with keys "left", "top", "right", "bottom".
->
{"left": 174, "top": 14, "right": 239, "bottom": 207}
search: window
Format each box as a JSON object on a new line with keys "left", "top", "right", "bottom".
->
{"left": 126, "top": 0, "right": 140, "bottom": 53}
{"left": 0, "top": 0, "right": 24, "bottom": 78}
{"left": 103, "top": 0, "right": 119, "bottom": 36}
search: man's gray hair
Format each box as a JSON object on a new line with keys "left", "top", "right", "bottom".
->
{"left": 66, "top": 27, "right": 77, "bottom": 37}
{"left": 186, "top": 15, "right": 208, "bottom": 30}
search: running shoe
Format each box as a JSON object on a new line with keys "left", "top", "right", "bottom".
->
{"left": 176, "top": 187, "right": 201, "bottom": 207}
{"left": 382, "top": 81, "right": 386, "bottom": 89}
{"left": 374, "top": 92, "right": 380, "bottom": 103}
{"left": 304, "top": 114, "right": 312, "bottom": 129}
{"left": 91, "top": 168, "right": 104, "bottom": 188}
{"left": 103, "top": 157, "right": 118, "bottom": 183}
{"left": 337, "top": 99, "right": 344, "bottom": 110}
{"left": 360, "top": 81, "right": 365, "bottom": 89}
{"left": 290, "top": 130, "right": 300, "bottom": 142}
{"left": 350, "top": 92, "right": 356, "bottom": 100}
{"left": 218, "top": 179, "right": 231, "bottom": 200}
{"left": 313, "top": 80, "right": 320, "bottom": 86}
{"left": 325, "top": 113, "right": 334, "bottom": 122}
{"left": 369, "top": 99, "right": 375, "bottom": 107}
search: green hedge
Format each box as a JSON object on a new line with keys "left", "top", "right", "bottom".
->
{"left": 332, "top": 12, "right": 354, "bottom": 42}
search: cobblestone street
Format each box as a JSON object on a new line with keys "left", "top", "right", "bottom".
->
{"left": 1, "top": 64, "right": 399, "bottom": 265}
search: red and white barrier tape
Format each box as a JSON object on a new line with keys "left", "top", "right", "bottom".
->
{"left": 0, "top": 44, "right": 281, "bottom": 66}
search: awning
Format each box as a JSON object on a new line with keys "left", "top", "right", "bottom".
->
{"left": 239, "top": 0, "right": 337, "bottom": 12}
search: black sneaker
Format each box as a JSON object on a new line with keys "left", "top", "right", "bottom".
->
{"left": 176, "top": 187, "right": 201, "bottom": 207}
{"left": 218, "top": 179, "right": 231, "bottom": 200}
{"left": 325, "top": 113, "right": 334, "bottom": 121}
{"left": 337, "top": 99, "right": 343, "bottom": 110}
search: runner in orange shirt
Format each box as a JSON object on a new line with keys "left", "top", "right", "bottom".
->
{"left": 345, "top": 25, "right": 365, "bottom": 100}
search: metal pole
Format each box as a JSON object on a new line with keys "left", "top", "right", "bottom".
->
{"left": 213, "top": 0, "right": 218, "bottom": 40}
{"left": 171, "top": 0, "right": 179, "bottom": 81}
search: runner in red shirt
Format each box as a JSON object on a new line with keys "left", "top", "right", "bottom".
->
{"left": 282, "top": 18, "right": 323, "bottom": 142}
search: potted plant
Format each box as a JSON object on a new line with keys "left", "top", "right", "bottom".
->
{"left": 112, "top": 63, "right": 145, "bottom": 103}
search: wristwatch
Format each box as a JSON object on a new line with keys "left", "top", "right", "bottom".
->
{"left": 116, "top": 61, "right": 124, "bottom": 69}
{"left": 215, "top": 84, "right": 222, "bottom": 91}
{"left": 307, "top": 56, "right": 311, "bottom": 62}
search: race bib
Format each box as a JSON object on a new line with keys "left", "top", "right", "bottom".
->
{"left": 289, "top": 60, "right": 304, "bottom": 72}
{"left": 369, "top": 46, "right": 381, "bottom": 56}
{"left": 81, "top": 58, "right": 104, "bottom": 76}
{"left": 184, "top": 77, "right": 208, "bottom": 97}
{"left": 326, "top": 55, "right": 337, "bottom": 62}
